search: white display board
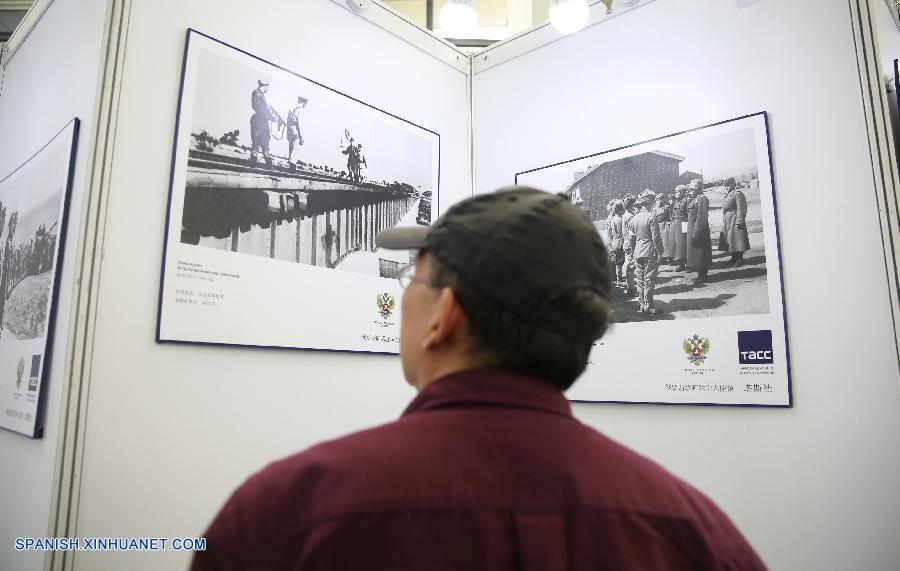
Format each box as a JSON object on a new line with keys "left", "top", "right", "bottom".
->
{"left": 158, "top": 30, "right": 440, "bottom": 353}
{"left": 517, "top": 113, "right": 790, "bottom": 406}
{"left": 0, "top": 120, "right": 79, "bottom": 437}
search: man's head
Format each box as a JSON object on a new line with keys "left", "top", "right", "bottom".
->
{"left": 297, "top": 96, "right": 308, "bottom": 107}
{"left": 258, "top": 78, "right": 269, "bottom": 92}
{"left": 377, "top": 187, "right": 613, "bottom": 392}
{"left": 623, "top": 194, "right": 636, "bottom": 211}
{"left": 674, "top": 185, "right": 685, "bottom": 199}
{"left": 612, "top": 199, "right": 624, "bottom": 215}
{"left": 724, "top": 177, "right": 737, "bottom": 191}
{"left": 636, "top": 190, "right": 656, "bottom": 211}
{"left": 689, "top": 179, "right": 703, "bottom": 196}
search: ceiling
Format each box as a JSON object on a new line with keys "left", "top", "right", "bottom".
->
{"left": 0, "top": 0, "right": 31, "bottom": 42}
{"left": 383, "top": 0, "right": 552, "bottom": 46}
{"left": 0, "top": 1, "right": 570, "bottom": 49}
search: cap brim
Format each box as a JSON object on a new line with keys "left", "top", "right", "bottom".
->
{"left": 375, "top": 226, "right": 430, "bottom": 249}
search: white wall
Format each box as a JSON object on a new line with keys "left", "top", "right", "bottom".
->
{"left": 474, "top": 0, "right": 900, "bottom": 569}
{"left": 72, "top": 1, "right": 470, "bottom": 569}
{"left": 0, "top": 0, "right": 107, "bottom": 570}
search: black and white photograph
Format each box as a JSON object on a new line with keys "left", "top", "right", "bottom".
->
{"left": 518, "top": 116, "right": 771, "bottom": 323}
{"left": 0, "top": 187, "right": 63, "bottom": 341}
{"left": 518, "top": 113, "right": 790, "bottom": 406}
{"left": 178, "top": 31, "right": 437, "bottom": 279}
{"left": 0, "top": 119, "right": 78, "bottom": 438}
{"left": 159, "top": 31, "right": 440, "bottom": 353}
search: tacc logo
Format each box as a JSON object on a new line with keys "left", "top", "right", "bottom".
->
{"left": 738, "top": 330, "right": 774, "bottom": 365}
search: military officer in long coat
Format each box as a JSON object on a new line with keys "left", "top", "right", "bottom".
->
{"left": 668, "top": 185, "right": 689, "bottom": 271}
{"left": 686, "top": 179, "right": 712, "bottom": 283}
{"left": 721, "top": 177, "right": 750, "bottom": 267}
{"left": 629, "top": 190, "right": 665, "bottom": 314}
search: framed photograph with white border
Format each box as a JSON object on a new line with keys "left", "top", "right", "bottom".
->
{"left": 0, "top": 119, "right": 79, "bottom": 437}
{"left": 158, "top": 30, "right": 440, "bottom": 354}
{"left": 516, "top": 112, "right": 792, "bottom": 407}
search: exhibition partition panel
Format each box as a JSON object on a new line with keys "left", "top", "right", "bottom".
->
{"left": 474, "top": 0, "right": 900, "bottom": 568}
{"left": 0, "top": 1, "right": 108, "bottom": 570}
{"left": 70, "top": 1, "right": 471, "bottom": 569}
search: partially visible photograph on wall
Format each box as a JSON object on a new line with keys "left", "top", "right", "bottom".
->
{"left": 0, "top": 119, "right": 79, "bottom": 438}
{"left": 158, "top": 30, "right": 440, "bottom": 353}
{"left": 517, "top": 113, "right": 791, "bottom": 407}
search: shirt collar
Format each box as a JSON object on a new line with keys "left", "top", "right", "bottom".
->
{"left": 402, "top": 368, "right": 573, "bottom": 419}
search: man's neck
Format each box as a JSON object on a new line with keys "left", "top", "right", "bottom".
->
{"left": 415, "top": 356, "right": 492, "bottom": 392}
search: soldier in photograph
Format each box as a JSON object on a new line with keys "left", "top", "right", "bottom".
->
{"left": 653, "top": 193, "right": 672, "bottom": 265}
{"left": 608, "top": 200, "right": 625, "bottom": 287}
{"left": 286, "top": 96, "right": 308, "bottom": 165}
{"left": 603, "top": 200, "right": 615, "bottom": 245}
{"left": 721, "top": 177, "right": 750, "bottom": 268}
{"left": 669, "top": 185, "right": 689, "bottom": 271}
{"left": 0, "top": 212, "right": 16, "bottom": 334}
{"left": 629, "top": 190, "right": 665, "bottom": 314}
{"left": 621, "top": 194, "right": 637, "bottom": 297}
{"left": 686, "top": 179, "right": 712, "bottom": 284}
{"left": 356, "top": 143, "right": 368, "bottom": 183}
{"left": 249, "top": 78, "right": 285, "bottom": 170}
{"left": 342, "top": 138, "right": 360, "bottom": 183}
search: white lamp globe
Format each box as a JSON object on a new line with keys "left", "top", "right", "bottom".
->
{"left": 549, "top": 0, "right": 589, "bottom": 35}
{"left": 440, "top": 0, "right": 478, "bottom": 35}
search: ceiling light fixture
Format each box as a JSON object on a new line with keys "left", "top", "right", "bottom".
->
{"left": 549, "top": 0, "right": 590, "bottom": 35}
{"left": 439, "top": 0, "right": 478, "bottom": 36}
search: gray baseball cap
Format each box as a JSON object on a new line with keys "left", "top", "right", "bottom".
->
{"left": 376, "top": 186, "right": 612, "bottom": 343}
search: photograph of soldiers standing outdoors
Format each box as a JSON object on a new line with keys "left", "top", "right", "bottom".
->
{"left": 517, "top": 122, "right": 772, "bottom": 323}
{"left": 174, "top": 35, "right": 438, "bottom": 279}
{"left": 0, "top": 186, "right": 64, "bottom": 341}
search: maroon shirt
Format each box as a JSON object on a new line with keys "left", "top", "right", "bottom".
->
{"left": 193, "top": 369, "right": 765, "bottom": 570}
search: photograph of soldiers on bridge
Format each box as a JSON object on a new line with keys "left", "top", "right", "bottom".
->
{"left": 517, "top": 115, "right": 779, "bottom": 324}
{"left": 172, "top": 33, "right": 439, "bottom": 280}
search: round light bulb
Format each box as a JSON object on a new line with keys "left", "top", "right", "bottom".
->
{"left": 549, "top": 0, "right": 589, "bottom": 35}
{"left": 439, "top": 1, "right": 478, "bottom": 36}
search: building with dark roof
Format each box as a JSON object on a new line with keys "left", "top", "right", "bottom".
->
{"left": 564, "top": 151, "right": 684, "bottom": 220}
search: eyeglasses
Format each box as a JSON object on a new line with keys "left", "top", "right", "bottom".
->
{"left": 397, "top": 264, "right": 438, "bottom": 290}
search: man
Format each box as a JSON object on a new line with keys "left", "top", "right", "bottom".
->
{"left": 0, "top": 210, "right": 15, "bottom": 334}
{"left": 286, "top": 96, "right": 308, "bottom": 165}
{"left": 607, "top": 199, "right": 626, "bottom": 287}
{"left": 686, "top": 178, "right": 713, "bottom": 283}
{"left": 355, "top": 143, "right": 367, "bottom": 183}
{"left": 249, "top": 78, "right": 284, "bottom": 170}
{"left": 721, "top": 177, "right": 750, "bottom": 268}
{"left": 630, "top": 190, "right": 665, "bottom": 314}
{"left": 193, "top": 187, "right": 765, "bottom": 571}
{"left": 342, "top": 137, "right": 360, "bottom": 183}
{"left": 670, "top": 185, "right": 689, "bottom": 271}
{"left": 621, "top": 193, "right": 637, "bottom": 297}
{"left": 653, "top": 192, "right": 672, "bottom": 265}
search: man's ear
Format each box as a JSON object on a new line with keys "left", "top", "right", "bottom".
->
{"left": 421, "top": 287, "right": 465, "bottom": 351}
